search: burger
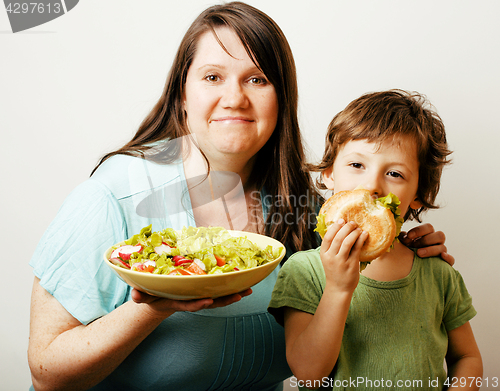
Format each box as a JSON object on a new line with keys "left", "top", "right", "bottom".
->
{"left": 315, "top": 188, "right": 404, "bottom": 268}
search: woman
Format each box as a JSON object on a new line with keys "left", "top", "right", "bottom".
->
{"left": 27, "top": 2, "right": 452, "bottom": 390}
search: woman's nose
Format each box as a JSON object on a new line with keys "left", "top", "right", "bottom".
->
{"left": 221, "top": 81, "right": 249, "bottom": 109}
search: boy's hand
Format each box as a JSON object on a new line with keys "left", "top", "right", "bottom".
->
{"left": 320, "top": 219, "right": 368, "bottom": 293}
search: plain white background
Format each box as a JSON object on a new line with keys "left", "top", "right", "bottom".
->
{"left": 2, "top": 1, "right": 499, "bottom": 389}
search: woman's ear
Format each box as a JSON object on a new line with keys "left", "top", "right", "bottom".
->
{"left": 322, "top": 166, "right": 335, "bottom": 190}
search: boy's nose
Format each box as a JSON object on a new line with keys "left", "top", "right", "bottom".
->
{"left": 363, "top": 179, "right": 384, "bottom": 198}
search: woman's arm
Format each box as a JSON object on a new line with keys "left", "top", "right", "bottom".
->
{"left": 445, "top": 322, "right": 483, "bottom": 390}
{"left": 283, "top": 221, "right": 367, "bottom": 387}
{"left": 399, "top": 223, "right": 455, "bottom": 265}
{"left": 28, "top": 277, "right": 248, "bottom": 391}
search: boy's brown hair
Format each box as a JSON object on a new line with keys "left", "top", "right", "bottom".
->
{"left": 310, "top": 89, "right": 452, "bottom": 222}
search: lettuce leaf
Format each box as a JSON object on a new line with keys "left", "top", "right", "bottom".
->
{"left": 375, "top": 193, "right": 404, "bottom": 243}
{"left": 314, "top": 213, "right": 328, "bottom": 238}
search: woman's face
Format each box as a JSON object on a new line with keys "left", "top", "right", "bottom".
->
{"left": 183, "top": 27, "right": 278, "bottom": 170}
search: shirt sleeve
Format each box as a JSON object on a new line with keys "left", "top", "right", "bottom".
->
{"left": 442, "top": 268, "right": 477, "bottom": 331}
{"left": 30, "top": 178, "right": 130, "bottom": 325}
{"left": 268, "top": 250, "right": 325, "bottom": 326}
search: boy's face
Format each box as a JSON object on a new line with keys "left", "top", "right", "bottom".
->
{"left": 322, "top": 136, "right": 422, "bottom": 218}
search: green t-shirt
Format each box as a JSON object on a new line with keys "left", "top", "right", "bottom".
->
{"left": 268, "top": 248, "right": 476, "bottom": 391}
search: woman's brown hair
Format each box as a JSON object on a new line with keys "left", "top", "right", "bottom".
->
{"left": 91, "top": 2, "right": 320, "bottom": 253}
{"left": 309, "top": 89, "right": 452, "bottom": 222}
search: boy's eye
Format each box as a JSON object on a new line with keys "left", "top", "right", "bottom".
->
{"left": 387, "top": 171, "right": 403, "bottom": 178}
{"left": 349, "top": 162, "right": 363, "bottom": 169}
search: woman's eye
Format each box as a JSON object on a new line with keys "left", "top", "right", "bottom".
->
{"left": 205, "top": 75, "right": 220, "bottom": 82}
{"left": 249, "top": 77, "right": 267, "bottom": 85}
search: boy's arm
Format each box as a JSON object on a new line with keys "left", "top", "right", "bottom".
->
{"left": 283, "top": 220, "right": 367, "bottom": 387}
{"left": 283, "top": 290, "right": 351, "bottom": 386}
{"left": 445, "top": 321, "right": 483, "bottom": 390}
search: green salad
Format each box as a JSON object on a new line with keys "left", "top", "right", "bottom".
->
{"left": 108, "top": 225, "right": 282, "bottom": 276}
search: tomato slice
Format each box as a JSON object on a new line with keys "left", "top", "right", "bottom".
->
{"left": 168, "top": 268, "right": 192, "bottom": 276}
{"left": 214, "top": 255, "right": 226, "bottom": 267}
{"left": 132, "top": 263, "right": 155, "bottom": 273}
{"left": 186, "top": 262, "right": 207, "bottom": 275}
{"left": 143, "top": 265, "right": 155, "bottom": 273}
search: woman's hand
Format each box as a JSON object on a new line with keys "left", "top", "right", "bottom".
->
{"left": 131, "top": 288, "right": 253, "bottom": 314}
{"left": 399, "top": 223, "right": 455, "bottom": 266}
{"left": 320, "top": 219, "right": 368, "bottom": 293}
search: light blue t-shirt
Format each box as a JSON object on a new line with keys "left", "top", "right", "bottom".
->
{"left": 30, "top": 154, "right": 291, "bottom": 391}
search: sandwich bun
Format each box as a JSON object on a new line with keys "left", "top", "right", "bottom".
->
{"left": 318, "top": 189, "right": 398, "bottom": 263}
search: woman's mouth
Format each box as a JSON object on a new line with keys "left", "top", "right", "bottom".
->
{"left": 211, "top": 116, "right": 254, "bottom": 124}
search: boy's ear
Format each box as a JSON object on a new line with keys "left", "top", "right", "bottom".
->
{"left": 322, "top": 167, "right": 335, "bottom": 190}
{"left": 409, "top": 196, "right": 423, "bottom": 210}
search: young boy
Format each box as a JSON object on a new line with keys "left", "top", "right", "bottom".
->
{"left": 268, "top": 90, "right": 482, "bottom": 390}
